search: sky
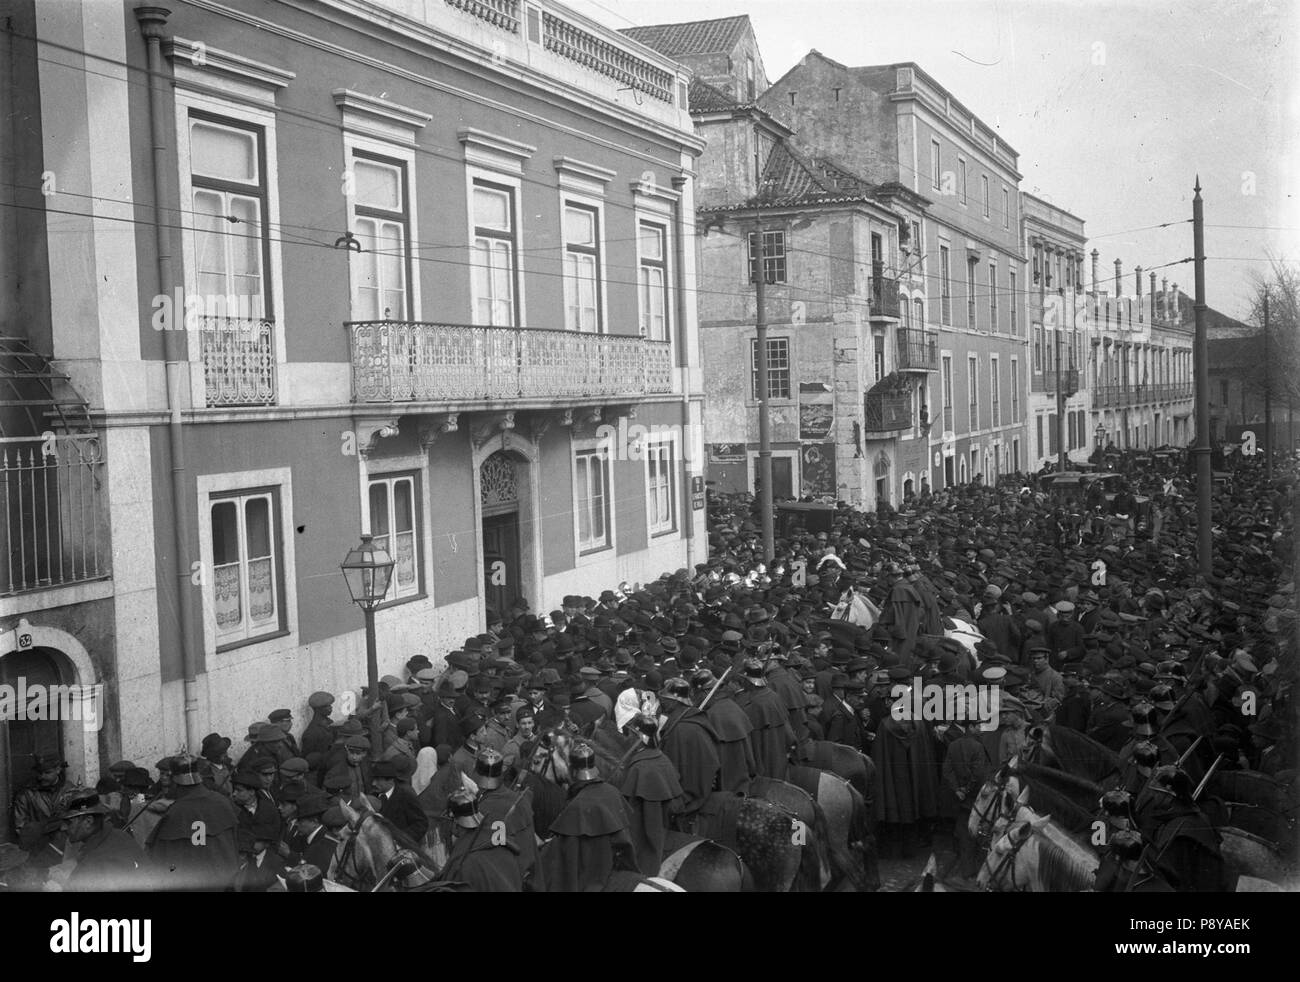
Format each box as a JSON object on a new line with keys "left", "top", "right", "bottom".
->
{"left": 569, "top": 0, "right": 1300, "bottom": 321}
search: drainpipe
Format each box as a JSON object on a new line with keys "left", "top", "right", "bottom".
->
{"left": 136, "top": 6, "right": 201, "bottom": 754}
{"left": 671, "top": 174, "right": 696, "bottom": 572}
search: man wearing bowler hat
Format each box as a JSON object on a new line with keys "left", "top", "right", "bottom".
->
{"left": 147, "top": 755, "right": 240, "bottom": 890}
{"left": 372, "top": 759, "right": 427, "bottom": 841}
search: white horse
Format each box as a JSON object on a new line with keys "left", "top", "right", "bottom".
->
{"left": 979, "top": 811, "right": 1099, "bottom": 892}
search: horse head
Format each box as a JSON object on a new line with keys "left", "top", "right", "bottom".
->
{"left": 978, "top": 814, "right": 1049, "bottom": 892}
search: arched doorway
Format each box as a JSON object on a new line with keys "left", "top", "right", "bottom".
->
{"left": 873, "top": 450, "right": 891, "bottom": 506}
{"left": 1, "top": 620, "right": 101, "bottom": 841}
{"left": 1, "top": 648, "right": 66, "bottom": 842}
{"left": 480, "top": 450, "right": 522, "bottom": 620}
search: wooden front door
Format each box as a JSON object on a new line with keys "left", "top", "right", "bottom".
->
{"left": 482, "top": 512, "right": 520, "bottom": 619}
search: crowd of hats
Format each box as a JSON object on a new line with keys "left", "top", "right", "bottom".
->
{"left": 39, "top": 451, "right": 1290, "bottom": 850}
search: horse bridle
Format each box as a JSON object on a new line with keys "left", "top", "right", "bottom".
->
{"left": 981, "top": 822, "right": 1034, "bottom": 892}
{"left": 972, "top": 769, "right": 1014, "bottom": 850}
{"left": 335, "top": 811, "right": 433, "bottom": 892}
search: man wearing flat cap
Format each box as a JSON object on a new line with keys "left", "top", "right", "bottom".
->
{"left": 269, "top": 708, "right": 300, "bottom": 758}
{"left": 301, "top": 692, "right": 335, "bottom": 771}
{"left": 54, "top": 792, "right": 144, "bottom": 892}
{"left": 11, "top": 753, "right": 76, "bottom": 856}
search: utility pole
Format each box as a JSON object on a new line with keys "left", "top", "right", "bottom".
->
{"left": 1056, "top": 286, "right": 1067, "bottom": 473}
{"left": 1192, "top": 178, "right": 1213, "bottom": 578}
{"left": 753, "top": 225, "right": 774, "bottom": 562}
{"left": 1264, "top": 290, "right": 1272, "bottom": 481}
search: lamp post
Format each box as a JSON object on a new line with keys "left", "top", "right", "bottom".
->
{"left": 340, "top": 534, "right": 395, "bottom": 744}
{"left": 1095, "top": 422, "right": 1106, "bottom": 459}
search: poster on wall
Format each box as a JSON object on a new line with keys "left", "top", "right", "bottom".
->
{"left": 709, "top": 443, "right": 746, "bottom": 463}
{"left": 798, "top": 381, "right": 834, "bottom": 441}
{"left": 800, "top": 442, "right": 837, "bottom": 498}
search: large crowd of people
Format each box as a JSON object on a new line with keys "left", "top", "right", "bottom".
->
{"left": 2, "top": 448, "right": 1294, "bottom": 892}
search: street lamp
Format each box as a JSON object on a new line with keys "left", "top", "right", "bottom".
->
{"left": 340, "top": 534, "right": 394, "bottom": 723}
{"left": 1095, "top": 422, "right": 1106, "bottom": 455}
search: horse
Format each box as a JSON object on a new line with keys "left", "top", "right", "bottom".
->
{"left": 969, "top": 761, "right": 1099, "bottom": 850}
{"left": 751, "top": 776, "right": 844, "bottom": 891}
{"left": 806, "top": 740, "right": 875, "bottom": 807}
{"left": 1022, "top": 724, "right": 1122, "bottom": 787}
{"left": 1219, "top": 826, "right": 1297, "bottom": 888}
{"left": 788, "top": 764, "right": 874, "bottom": 890}
{"left": 979, "top": 812, "right": 1099, "bottom": 892}
{"left": 331, "top": 799, "right": 466, "bottom": 892}
{"left": 1201, "top": 771, "right": 1297, "bottom": 852}
{"left": 657, "top": 833, "right": 754, "bottom": 892}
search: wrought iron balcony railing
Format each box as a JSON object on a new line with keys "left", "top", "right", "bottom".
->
{"left": 869, "top": 278, "right": 901, "bottom": 319}
{"left": 864, "top": 390, "right": 913, "bottom": 435}
{"left": 199, "top": 316, "right": 277, "bottom": 407}
{"left": 347, "top": 321, "right": 674, "bottom": 404}
{"left": 1, "top": 434, "right": 110, "bottom": 596}
{"left": 1030, "top": 368, "right": 1079, "bottom": 397}
{"left": 896, "top": 327, "right": 939, "bottom": 372}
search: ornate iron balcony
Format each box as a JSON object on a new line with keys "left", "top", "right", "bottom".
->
{"left": 864, "top": 389, "right": 913, "bottom": 435}
{"left": 199, "top": 316, "right": 277, "bottom": 407}
{"left": 347, "top": 321, "right": 674, "bottom": 404}
{"left": 896, "top": 327, "right": 939, "bottom": 372}
{"left": 869, "top": 278, "right": 901, "bottom": 319}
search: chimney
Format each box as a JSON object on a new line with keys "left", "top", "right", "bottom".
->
{"left": 1161, "top": 277, "right": 1168, "bottom": 319}
{"left": 1113, "top": 258, "right": 1122, "bottom": 296}
{"left": 1135, "top": 266, "right": 1143, "bottom": 322}
{"left": 1150, "top": 271, "right": 1157, "bottom": 313}
{"left": 1091, "top": 249, "right": 1100, "bottom": 294}
{"left": 1171, "top": 283, "right": 1179, "bottom": 320}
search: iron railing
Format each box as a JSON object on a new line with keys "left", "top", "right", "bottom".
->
{"left": 1, "top": 434, "right": 110, "bottom": 596}
{"left": 865, "top": 391, "right": 912, "bottom": 434}
{"left": 347, "top": 321, "right": 674, "bottom": 403}
{"left": 199, "top": 316, "right": 277, "bottom": 407}
{"left": 869, "top": 278, "right": 901, "bottom": 319}
{"left": 542, "top": 11, "right": 674, "bottom": 102}
{"left": 1031, "top": 368, "right": 1079, "bottom": 396}
{"left": 896, "top": 328, "right": 938, "bottom": 371}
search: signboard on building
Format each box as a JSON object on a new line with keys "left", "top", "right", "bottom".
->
{"left": 709, "top": 443, "right": 746, "bottom": 464}
{"left": 798, "top": 381, "right": 834, "bottom": 441}
{"left": 691, "top": 475, "right": 705, "bottom": 510}
{"left": 800, "top": 442, "right": 837, "bottom": 498}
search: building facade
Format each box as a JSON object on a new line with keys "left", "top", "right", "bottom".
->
{"left": 1087, "top": 258, "right": 1195, "bottom": 452}
{"left": 1022, "top": 193, "right": 1092, "bottom": 470}
{"left": 1, "top": 0, "right": 705, "bottom": 820}
{"left": 760, "top": 55, "right": 1029, "bottom": 489}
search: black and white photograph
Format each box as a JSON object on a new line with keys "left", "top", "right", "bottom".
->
{"left": 0, "top": 0, "right": 1296, "bottom": 957}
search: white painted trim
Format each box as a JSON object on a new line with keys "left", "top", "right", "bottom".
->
{"left": 554, "top": 155, "right": 617, "bottom": 194}
{"left": 2, "top": 619, "right": 102, "bottom": 786}
{"left": 165, "top": 38, "right": 294, "bottom": 108}
{"left": 342, "top": 134, "right": 422, "bottom": 321}
{"left": 630, "top": 178, "right": 682, "bottom": 204}
{"left": 359, "top": 448, "right": 433, "bottom": 605}
{"left": 634, "top": 209, "right": 673, "bottom": 355}
{"left": 333, "top": 88, "right": 430, "bottom": 144}
{"left": 571, "top": 433, "right": 617, "bottom": 568}
{"left": 195, "top": 467, "right": 299, "bottom": 664}
{"left": 466, "top": 165, "right": 526, "bottom": 326}
{"left": 558, "top": 188, "right": 609, "bottom": 335}
{"left": 642, "top": 432, "right": 683, "bottom": 543}
{"left": 173, "top": 89, "right": 287, "bottom": 407}
{"left": 459, "top": 128, "right": 537, "bottom": 175}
